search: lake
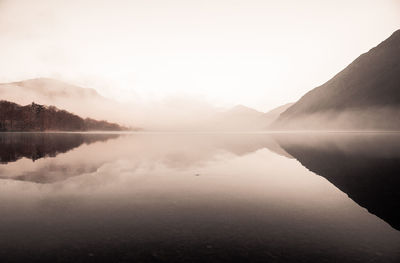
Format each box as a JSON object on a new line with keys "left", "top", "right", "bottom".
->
{"left": 0, "top": 132, "right": 399, "bottom": 262}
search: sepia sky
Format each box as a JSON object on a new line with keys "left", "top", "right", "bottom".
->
{"left": 0, "top": 0, "right": 399, "bottom": 111}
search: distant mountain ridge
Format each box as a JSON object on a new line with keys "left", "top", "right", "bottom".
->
{"left": 10, "top": 78, "right": 101, "bottom": 99}
{"left": 209, "top": 103, "right": 293, "bottom": 131}
{"left": 274, "top": 29, "right": 400, "bottom": 130}
{"left": 0, "top": 78, "right": 106, "bottom": 103}
{"left": 0, "top": 100, "right": 128, "bottom": 132}
{"left": 263, "top": 103, "right": 294, "bottom": 122}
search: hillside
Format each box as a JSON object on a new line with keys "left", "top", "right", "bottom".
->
{"left": 0, "top": 78, "right": 130, "bottom": 125}
{"left": 274, "top": 29, "right": 400, "bottom": 130}
{"left": 0, "top": 100, "right": 127, "bottom": 131}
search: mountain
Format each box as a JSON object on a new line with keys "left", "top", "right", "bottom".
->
{"left": 274, "top": 29, "right": 400, "bottom": 130}
{"left": 211, "top": 105, "right": 265, "bottom": 131}
{"left": 0, "top": 78, "right": 130, "bottom": 126}
{"left": 209, "top": 103, "right": 293, "bottom": 131}
{"left": 0, "top": 100, "right": 128, "bottom": 131}
{"left": 263, "top": 103, "right": 294, "bottom": 123}
{"left": 4, "top": 78, "right": 101, "bottom": 99}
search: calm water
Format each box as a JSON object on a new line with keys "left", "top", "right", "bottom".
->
{"left": 0, "top": 132, "right": 399, "bottom": 263}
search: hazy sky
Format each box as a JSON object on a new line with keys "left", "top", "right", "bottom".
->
{"left": 0, "top": 0, "right": 399, "bottom": 111}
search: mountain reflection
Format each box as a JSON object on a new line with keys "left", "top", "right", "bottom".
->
{"left": 275, "top": 133, "right": 400, "bottom": 231}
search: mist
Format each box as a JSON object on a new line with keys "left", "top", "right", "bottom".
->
{"left": 272, "top": 106, "right": 400, "bottom": 131}
{"left": 1, "top": 0, "right": 399, "bottom": 114}
{"left": 0, "top": 78, "right": 291, "bottom": 131}
{"left": 0, "top": 78, "right": 221, "bottom": 130}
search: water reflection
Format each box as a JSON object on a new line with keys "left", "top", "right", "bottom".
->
{"left": 0, "top": 132, "right": 121, "bottom": 164}
{"left": 0, "top": 133, "right": 287, "bottom": 184}
{"left": 0, "top": 132, "right": 399, "bottom": 262}
{"left": 275, "top": 133, "right": 400, "bottom": 231}
{"left": 0, "top": 133, "right": 121, "bottom": 183}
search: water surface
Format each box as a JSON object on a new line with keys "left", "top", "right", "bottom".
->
{"left": 0, "top": 132, "right": 399, "bottom": 262}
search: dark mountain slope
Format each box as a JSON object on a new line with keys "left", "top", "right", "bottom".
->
{"left": 275, "top": 30, "right": 400, "bottom": 130}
